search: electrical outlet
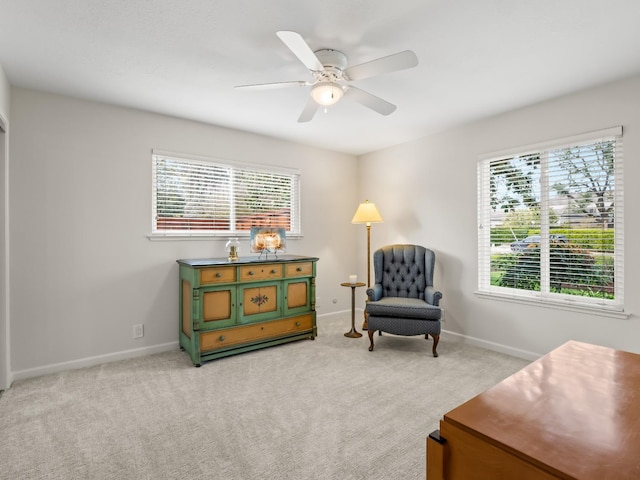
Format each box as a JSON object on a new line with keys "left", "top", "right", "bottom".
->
{"left": 133, "top": 324, "right": 144, "bottom": 339}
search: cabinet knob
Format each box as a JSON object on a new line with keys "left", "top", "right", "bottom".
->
{"left": 219, "top": 335, "right": 225, "bottom": 341}
{"left": 296, "top": 267, "right": 302, "bottom": 272}
{"left": 248, "top": 271, "right": 254, "bottom": 276}
{"left": 296, "top": 321, "right": 301, "bottom": 327}
{"left": 215, "top": 272, "right": 222, "bottom": 278}
{"left": 270, "top": 269, "right": 276, "bottom": 274}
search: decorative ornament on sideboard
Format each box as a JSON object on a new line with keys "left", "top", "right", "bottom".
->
{"left": 225, "top": 237, "right": 241, "bottom": 261}
{"left": 250, "top": 227, "right": 286, "bottom": 259}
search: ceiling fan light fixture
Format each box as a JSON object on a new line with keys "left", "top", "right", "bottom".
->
{"left": 311, "top": 82, "right": 344, "bottom": 106}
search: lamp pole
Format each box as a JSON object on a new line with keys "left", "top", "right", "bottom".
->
{"left": 366, "top": 222, "right": 372, "bottom": 287}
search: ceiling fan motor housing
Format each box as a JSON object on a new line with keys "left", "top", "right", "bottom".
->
{"left": 314, "top": 49, "right": 348, "bottom": 80}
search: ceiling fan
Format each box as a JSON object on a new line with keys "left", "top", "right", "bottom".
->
{"left": 235, "top": 31, "right": 419, "bottom": 123}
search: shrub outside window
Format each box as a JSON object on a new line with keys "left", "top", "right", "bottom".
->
{"left": 152, "top": 151, "right": 300, "bottom": 237}
{"left": 477, "top": 127, "right": 624, "bottom": 314}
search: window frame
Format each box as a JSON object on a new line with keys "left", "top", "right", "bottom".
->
{"left": 476, "top": 126, "right": 627, "bottom": 318}
{"left": 149, "top": 150, "right": 301, "bottom": 240}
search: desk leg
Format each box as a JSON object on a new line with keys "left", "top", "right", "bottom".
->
{"left": 344, "top": 286, "right": 362, "bottom": 338}
{"left": 427, "top": 430, "right": 447, "bottom": 480}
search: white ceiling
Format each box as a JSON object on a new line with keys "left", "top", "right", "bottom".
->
{"left": 1, "top": 0, "right": 640, "bottom": 155}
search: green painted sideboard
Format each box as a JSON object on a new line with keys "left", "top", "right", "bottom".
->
{"left": 177, "top": 255, "right": 318, "bottom": 366}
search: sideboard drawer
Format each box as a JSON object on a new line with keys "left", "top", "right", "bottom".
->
{"left": 285, "top": 262, "right": 313, "bottom": 278}
{"left": 200, "top": 314, "right": 313, "bottom": 352}
{"left": 200, "top": 266, "right": 236, "bottom": 285}
{"left": 240, "top": 264, "right": 283, "bottom": 281}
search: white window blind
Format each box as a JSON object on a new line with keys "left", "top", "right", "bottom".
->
{"left": 152, "top": 151, "right": 300, "bottom": 236}
{"left": 477, "top": 127, "right": 624, "bottom": 313}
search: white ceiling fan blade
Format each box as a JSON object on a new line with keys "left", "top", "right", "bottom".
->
{"left": 344, "top": 50, "right": 418, "bottom": 81}
{"left": 343, "top": 86, "right": 396, "bottom": 116}
{"left": 297, "top": 97, "right": 319, "bottom": 123}
{"left": 235, "top": 80, "right": 308, "bottom": 90}
{"left": 276, "top": 31, "right": 325, "bottom": 72}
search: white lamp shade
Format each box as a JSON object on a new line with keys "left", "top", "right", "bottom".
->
{"left": 351, "top": 200, "right": 383, "bottom": 224}
{"left": 311, "top": 82, "right": 344, "bottom": 106}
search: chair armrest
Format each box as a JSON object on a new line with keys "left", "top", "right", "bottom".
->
{"left": 425, "top": 286, "right": 443, "bottom": 307}
{"left": 366, "top": 284, "right": 383, "bottom": 301}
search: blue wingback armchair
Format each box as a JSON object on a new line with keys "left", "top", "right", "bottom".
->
{"left": 364, "top": 244, "right": 443, "bottom": 356}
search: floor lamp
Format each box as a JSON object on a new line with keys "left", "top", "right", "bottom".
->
{"left": 351, "top": 200, "right": 384, "bottom": 288}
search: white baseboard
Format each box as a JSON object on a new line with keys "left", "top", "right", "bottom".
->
{"left": 316, "top": 310, "right": 541, "bottom": 360}
{"left": 10, "top": 312, "right": 351, "bottom": 385}
{"left": 8, "top": 320, "right": 540, "bottom": 384}
{"left": 317, "top": 309, "right": 352, "bottom": 318}
{"left": 442, "top": 329, "right": 540, "bottom": 361}
{"left": 320, "top": 310, "right": 541, "bottom": 361}
{"left": 11, "top": 341, "right": 180, "bottom": 383}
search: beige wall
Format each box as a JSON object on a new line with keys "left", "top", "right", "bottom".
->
{"left": 9, "top": 88, "right": 359, "bottom": 376}
{"left": 360, "top": 74, "right": 640, "bottom": 358}
{"left": 8, "top": 74, "right": 640, "bottom": 380}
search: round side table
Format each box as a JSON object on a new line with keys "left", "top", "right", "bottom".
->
{"left": 340, "top": 282, "right": 366, "bottom": 338}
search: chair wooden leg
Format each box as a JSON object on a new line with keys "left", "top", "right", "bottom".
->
{"left": 431, "top": 334, "right": 440, "bottom": 357}
{"left": 368, "top": 329, "right": 375, "bottom": 351}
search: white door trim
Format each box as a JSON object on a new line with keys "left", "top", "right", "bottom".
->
{"left": 0, "top": 113, "right": 10, "bottom": 390}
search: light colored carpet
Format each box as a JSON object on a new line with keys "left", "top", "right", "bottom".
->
{"left": 0, "top": 313, "right": 529, "bottom": 480}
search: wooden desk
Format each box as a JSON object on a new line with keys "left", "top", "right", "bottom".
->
{"left": 427, "top": 340, "right": 640, "bottom": 479}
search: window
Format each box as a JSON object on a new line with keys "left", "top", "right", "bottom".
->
{"left": 152, "top": 151, "right": 300, "bottom": 237}
{"left": 477, "top": 127, "right": 624, "bottom": 314}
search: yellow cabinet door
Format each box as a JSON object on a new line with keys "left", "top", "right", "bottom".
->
{"left": 238, "top": 282, "right": 281, "bottom": 324}
{"left": 284, "top": 278, "right": 311, "bottom": 316}
{"left": 194, "top": 285, "right": 237, "bottom": 331}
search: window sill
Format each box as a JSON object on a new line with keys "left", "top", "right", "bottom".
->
{"left": 146, "top": 233, "right": 303, "bottom": 241}
{"left": 474, "top": 290, "right": 630, "bottom": 319}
